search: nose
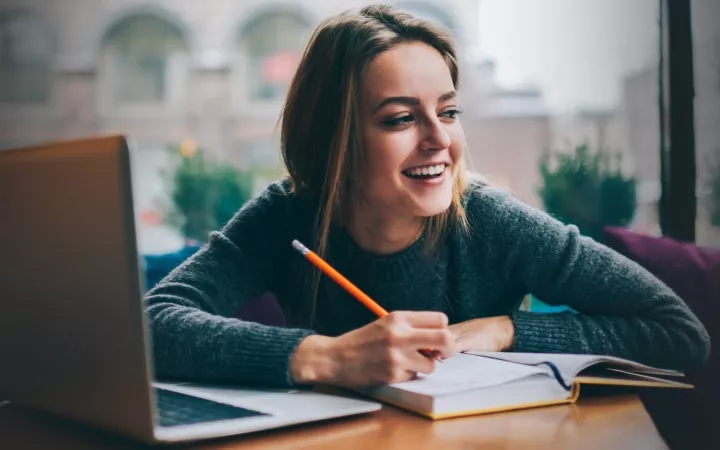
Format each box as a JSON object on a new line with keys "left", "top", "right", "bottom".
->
{"left": 420, "top": 116, "right": 451, "bottom": 152}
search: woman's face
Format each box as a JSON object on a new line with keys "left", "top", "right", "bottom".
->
{"left": 358, "top": 42, "right": 466, "bottom": 220}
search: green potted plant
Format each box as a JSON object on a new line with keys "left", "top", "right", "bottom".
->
{"left": 161, "top": 141, "right": 255, "bottom": 243}
{"left": 530, "top": 144, "right": 636, "bottom": 313}
{"left": 538, "top": 143, "right": 637, "bottom": 242}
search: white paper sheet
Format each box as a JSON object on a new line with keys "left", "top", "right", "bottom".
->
{"left": 390, "top": 352, "right": 548, "bottom": 396}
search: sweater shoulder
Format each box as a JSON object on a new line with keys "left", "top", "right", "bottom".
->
{"left": 252, "top": 177, "right": 295, "bottom": 206}
{"left": 228, "top": 178, "right": 294, "bottom": 221}
{"left": 461, "top": 174, "right": 564, "bottom": 237}
{"left": 462, "top": 175, "right": 516, "bottom": 217}
{"left": 218, "top": 177, "right": 302, "bottom": 243}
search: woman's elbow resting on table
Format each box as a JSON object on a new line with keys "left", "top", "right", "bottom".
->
{"left": 591, "top": 301, "right": 710, "bottom": 371}
{"left": 666, "top": 311, "right": 711, "bottom": 370}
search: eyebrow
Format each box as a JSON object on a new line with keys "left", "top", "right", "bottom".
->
{"left": 372, "top": 90, "right": 457, "bottom": 113}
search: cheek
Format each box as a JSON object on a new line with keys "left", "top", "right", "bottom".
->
{"left": 362, "top": 131, "right": 411, "bottom": 182}
{"left": 449, "top": 126, "right": 466, "bottom": 161}
{"left": 363, "top": 155, "right": 406, "bottom": 197}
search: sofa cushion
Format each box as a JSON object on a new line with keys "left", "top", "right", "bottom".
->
{"left": 603, "top": 227, "right": 719, "bottom": 450}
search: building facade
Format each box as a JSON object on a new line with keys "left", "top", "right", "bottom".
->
{"left": 0, "top": 0, "right": 553, "bottom": 252}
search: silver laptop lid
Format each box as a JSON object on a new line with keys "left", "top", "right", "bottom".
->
{"left": 0, "top": 135, "right": 156, "bottom": 442}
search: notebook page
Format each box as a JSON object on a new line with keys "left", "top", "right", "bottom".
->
{"left": 389, "top": 353, "right": 548, "bottom": 396}
{"left": 468, "top": 352, "right": 684, "bottom": 382}
{"left": 468, "top": 353, "right": 601, "bottom": 382}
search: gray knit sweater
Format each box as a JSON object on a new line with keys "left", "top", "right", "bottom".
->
{"left": 145, "top": 179, "right": 710, "bottom": 387}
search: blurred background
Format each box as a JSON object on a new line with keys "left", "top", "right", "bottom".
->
{"left": 0, "top": 0, "right": 718, "bottom": 258}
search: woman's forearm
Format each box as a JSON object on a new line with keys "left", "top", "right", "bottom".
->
{"left": 148, "top": 300, "right": 315, "bottom": 386}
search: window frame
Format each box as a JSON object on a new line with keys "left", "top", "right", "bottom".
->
{"left": 230, "top": 8, "right": 313, "bottom": 115}
{"left": 96, "top": 12, "right": 191, "bottom": 119}
{"left": 0, "top": 9, "right": 53, "bottom": 106}
{"left": 660, "top": 0, "right": 698, "bottom": 241}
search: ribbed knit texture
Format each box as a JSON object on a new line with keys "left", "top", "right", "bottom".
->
{"left": 145, "top": 178, "right": 710, "bottom": 387}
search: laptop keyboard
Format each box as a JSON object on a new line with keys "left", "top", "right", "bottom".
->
{"left": 155, "top": 388, "right": 269, "bottom": 427}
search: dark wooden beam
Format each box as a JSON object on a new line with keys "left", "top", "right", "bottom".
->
{"left": 663, "top": 0, "right": 697, "bottom": 241}
{"left": 658, "top": 0, "right": 669, "bottom": 234}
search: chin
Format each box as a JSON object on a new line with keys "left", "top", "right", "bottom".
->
{"left": 400, "top": 167, "right": 457, "bottom": 215}
{"left": 413, "top": 194, "right": 453, "bottom": 217}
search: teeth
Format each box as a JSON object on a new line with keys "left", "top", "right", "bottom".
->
{"left": 406, "top": 164, "right": 446, "bottom": 177}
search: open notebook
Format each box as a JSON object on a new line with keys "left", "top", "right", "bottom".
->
{"left": 359, "top": 352, "right": 692, "bottom": 420}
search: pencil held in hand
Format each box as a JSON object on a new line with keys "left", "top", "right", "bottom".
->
{"left": 291, "top": 239, "right": 442, "bottom": 361}
{"left": 292, "top": 240, "right": 388, "bottom": 316}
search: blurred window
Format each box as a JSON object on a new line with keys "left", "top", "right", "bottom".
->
{"left": 475, "top": 0, "right": 660, "bottom": 239}
{"left": 0, "top": 11, "right": 51, "bottom": 103}
{"left": 245, "top": 137, "right": 281, "bottom": 169}
{"left": 101, "top": 14, "right": 188, "bottom": 105}
{"left": 691, "top": 0, "right": 720, "bottom": 247}
{"left": 237, "top": 12, "right": 310, "bottom": 102}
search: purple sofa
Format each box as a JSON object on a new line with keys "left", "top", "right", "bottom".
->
{"left": 603, "top": 227, "right": 719, "bottom": 450}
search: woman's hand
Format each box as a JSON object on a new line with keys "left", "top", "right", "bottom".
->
{"left": 448, "top": 316, "right": 515, "bottom": 354}
{"left": 289, "top": 311, "right": 457, "bottom": 387}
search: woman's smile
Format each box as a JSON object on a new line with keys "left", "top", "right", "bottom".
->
{"left": 401, "top": 163, "right": 450, "bottom": 186}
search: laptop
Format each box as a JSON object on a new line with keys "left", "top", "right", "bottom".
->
{"left": 0, "top": 135, "right": 381, "bottom": 444}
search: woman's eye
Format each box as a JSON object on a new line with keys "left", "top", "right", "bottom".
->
{"left": 382, "top": 115, "right": 414, "bottom": 127}
{"left": 441, "top": 108, "right": 463, "bottom": 119}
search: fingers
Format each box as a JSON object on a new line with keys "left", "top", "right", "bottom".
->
{"left": 395, "top": 311, "right": 449, "bottom": 329}
{"left": 378, "top": 312, "right": 456, "bottom": 359}
{"left": 366, "top": 312, "right": 458, "bottom": 384}
{"left": 388, "top": 369, "right": 419, "bottom": 384}
{"left": 405, "top": 329, "right": 456, "bottom": 357}
{"left": 404, "top": 348, "right": 437, "bottom": 374}
{"left": 385, "top": 348, "right": 435, "bottom": 379}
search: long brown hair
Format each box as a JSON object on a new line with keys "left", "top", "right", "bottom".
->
{"left": 280, "top": 4, "right": 469, "bottom": 324}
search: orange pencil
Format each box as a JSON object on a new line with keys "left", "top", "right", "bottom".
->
{"left": 291, "top": 239, "right": 441, "bottom": 361}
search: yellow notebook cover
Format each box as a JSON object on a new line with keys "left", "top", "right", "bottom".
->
{"left": 359, "top": 352, "right": 692, "bottom": 420}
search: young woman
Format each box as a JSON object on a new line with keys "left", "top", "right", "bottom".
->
{"left": 145, "top": 5, "right": 709, "bottom": 388}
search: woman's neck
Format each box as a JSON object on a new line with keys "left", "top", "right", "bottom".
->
{"left": 347, "top": 206, "right": 424, "bottom": 255}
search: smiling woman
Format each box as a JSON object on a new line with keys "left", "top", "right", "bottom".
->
{"left": 144, "top": 4, "right": 710, "bottom": 391}
{"left": 280, "top": 14, "right": 469, "bottom": 264}
{"left": 351, "top": 43, "right": 465, "bottom": 253}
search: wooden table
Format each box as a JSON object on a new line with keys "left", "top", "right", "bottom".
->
{"left": 0, "top": 394, "right": 668, "bottom": 449}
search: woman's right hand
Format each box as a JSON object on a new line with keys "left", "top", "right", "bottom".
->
{"left": 289, "top": 311, "right": 456, "bottom": 387}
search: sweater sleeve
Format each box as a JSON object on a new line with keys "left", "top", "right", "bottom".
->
{"left": 144, "top": 181, "right": 315, "bottom": 387}
{"left": 472, "top": 186, "right": 710, "bottom": 371}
